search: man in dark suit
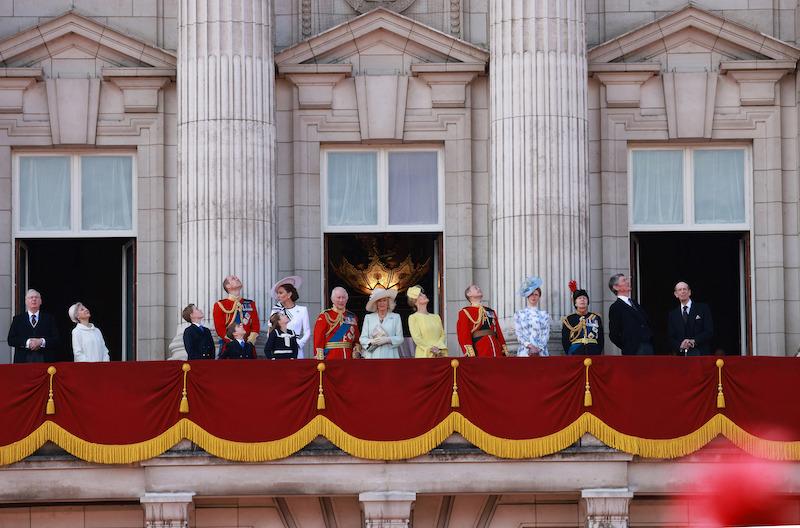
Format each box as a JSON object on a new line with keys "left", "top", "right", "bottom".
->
{"left": 608, "top": 273, "right": 654, "bottom": 355}
{"left": 182, "top": 304, "right": 216, "bottom": 360}
{"left": 667, "top": 281, "right": 714, "bottom": 356}
{"left": 7, "top": 289, "right": 60, "bottom": 363}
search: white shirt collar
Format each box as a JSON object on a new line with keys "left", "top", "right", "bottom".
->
{"left": 617, "top": 295, "right": 630, "bottom": 304}
{"left": 27, "top": 310, "right": 40, "bottom": 317}
{"left": 681, "top": 299, "right": 693, "bottom": 311}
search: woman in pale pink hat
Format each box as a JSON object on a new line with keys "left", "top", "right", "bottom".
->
{"left": 270, "top": 276, "right": 311, "bottom": 358}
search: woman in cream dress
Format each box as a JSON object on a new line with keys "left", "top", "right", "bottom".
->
{"left": 68, "top": 302, "right": 110, "bottom": 362}
{"left": 359, "top": 288, "right": 404, "bottom": 359}
{"left": 407, "top": 285, "right": 448, "bottom": 358}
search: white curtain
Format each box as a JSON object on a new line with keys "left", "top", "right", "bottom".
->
{"left": 19, "top": 156, "right": 71, "bottom": 231}
{"left": 388, "top": 151, "right": 438, "bottom": 225}
{"left": 327, "top": 152, "right": 377, "bottom": 226}
{"left": 693, "top": 149, "right": 745, "bottom": 224}
{"left": 81, "top": 156, "right": 133, "bottom": 230}
{"left": 632, "top": 150, "right": 684, "bottom": 225}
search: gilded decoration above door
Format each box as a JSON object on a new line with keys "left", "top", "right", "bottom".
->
{"left": 345, "top": 0, "right": 416, "bottom": 14}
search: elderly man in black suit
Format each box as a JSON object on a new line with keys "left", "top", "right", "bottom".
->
{"left": 7, "top": 289, "right": 60, "bottom": 363}
{"left": 667, "top": 281, "right": 714, "bottom": 356}
{"left": 608, "top": 273, "right": 655, "bottom": 355}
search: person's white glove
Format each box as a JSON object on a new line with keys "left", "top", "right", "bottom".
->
{"left": 371, "top": 336, "right": 391, "bottom": 346}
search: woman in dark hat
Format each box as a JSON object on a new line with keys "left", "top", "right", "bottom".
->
{"left": 561, "top": 281, "right": 604, "bottom": 355}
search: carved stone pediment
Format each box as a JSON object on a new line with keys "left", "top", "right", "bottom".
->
{"left": 345, "top": 0, "right": 416, "bottom": 14}
{"left": 588, "top": 4, "right": 800, "bottom": 138}
{"left": 0, "top": 11, "right": 176, "bottom": 143}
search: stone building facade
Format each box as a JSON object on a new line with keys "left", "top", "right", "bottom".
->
{"left": 1, "top": 0, "right": 800, "bottom": 526}
{"left": 1, "top": 0, "right": 798, "bottom": 361}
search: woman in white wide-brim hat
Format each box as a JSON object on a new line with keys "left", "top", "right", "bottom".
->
{"left": 270, "top": 276, "right": 311, "bottom": 358}
{"left": 359, "top": 288, "right": 404, "bottom": 359}
{"left": 68, "top": 302, "right": 110, "bottom": 362}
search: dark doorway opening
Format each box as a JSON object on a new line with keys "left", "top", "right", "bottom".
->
{"left": 632, "top": 232, "right": 749, "bottom": 356}
{"left": 324, "top": 233, "right": 442, "bottom": 339}
{"left": 15, "top": 238, "right": 136, "bottom": 362}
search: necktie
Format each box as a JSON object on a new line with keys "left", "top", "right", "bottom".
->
{"left": 30, "top": 314, "right": 37, "bottom": 327}
{"left": 682, "top": 305, "right": 689, "bottom": 323}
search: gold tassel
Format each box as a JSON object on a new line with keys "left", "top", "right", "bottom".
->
{"left": 583, "top": 358, "right": 593, "bottom": 407}
{"left": 45, "top": 366, "right": 57, "bottom": 415}
{"left": 317, "top": 362, "right": 326, "bottom": 410}
{"left": 450, "top": 359, "right": 460, "bottom": 408}
{"left": 716, "top": 359, "right": 725, "bottom": 409}
{"left": 179, "top": 363, "right": 191, "bottom": 414}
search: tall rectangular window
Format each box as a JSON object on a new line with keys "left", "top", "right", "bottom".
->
{"left": 388, "top": 151, "right": 438, "bottom": 226}
{"left": 631, "top": 150, "right": 684, "bottom": 225}
{"left": 82, "top": 156, "right": 133, "bottom": 231}
{"left": 693, "top": 149, "right": 745, "bottom": 224}
{"left": 323, "top": 147, "right": 443, "bottom": 232}
{"left": 327, "top": 152, "right": 378, "bottom": 227}
{"left": 629, "top": 146, "right": 749, "bottom": 230}
{"left": 15, "top": 153, "right": 136, "bottom": 236}
{"left": 19, "top": 157, "right": 71, "bottom": 231}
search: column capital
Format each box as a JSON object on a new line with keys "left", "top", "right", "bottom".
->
{"left": 140, "top": 492, "right": 195, "bottom": 528}
{"left": 581, "top": 488, "right": 633, "bottom": 528}
{"left": 359, "top": 491, "right": 416, "bottom": 528}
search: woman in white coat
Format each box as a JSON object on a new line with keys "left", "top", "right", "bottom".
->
{"left": 359, "top": 288, "right": 404, "bottom": 359}
{"left": 68, "top": 302, "right": 110, "bottom": 362}
{"left": 270, "top": 276, "right": 312, "bottom": 358}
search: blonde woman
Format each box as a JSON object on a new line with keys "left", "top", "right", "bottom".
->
{"left": 68, "top": 302, "right": 110, "bottom": 362}
{"left": 407, "top": 285, "right": 448, "bottom": 358}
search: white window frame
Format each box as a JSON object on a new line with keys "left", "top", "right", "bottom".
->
{"left": 13, "top": 151, "right": 137, "bottom": 238}
{"left": 321, "top": 145, "right": 445, "bottom": 233}
{"left": 628, "top": 144, "right": 752, "bottom": 232}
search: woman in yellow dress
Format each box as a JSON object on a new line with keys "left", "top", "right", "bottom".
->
{"left": 407, "top": 285, "right": 448, "bottom": 358}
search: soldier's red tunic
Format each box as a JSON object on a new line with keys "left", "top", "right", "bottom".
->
{"left": 313, "top": 308, "right": 360, "bottom": 360}
{"left": 213, "top": 295, "right": 261, "bottom": 344}
{"left": 456, "top": 304, "right": 508, "bottom": 357}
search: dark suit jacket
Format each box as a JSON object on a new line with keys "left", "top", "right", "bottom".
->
{"left": 608, "top": 298, "right": 653, "bottom": 355}
{"left": 219, "top": 339, "right": 257, "bottom": 360}
{"left": 7, "top": 312, "right": 61, "bottom": 363}
{"left": 183, "top": 324, "right": 216, "bottom": 360}
{"left": 667, "top": 301, "right": 714, "bottom": 356}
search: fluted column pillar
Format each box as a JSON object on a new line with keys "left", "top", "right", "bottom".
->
{"left": 173, "top": 0, "right": 276, "bottom": 353}
{"left": 489, "top": 0, "right": 590, "bottom": 335}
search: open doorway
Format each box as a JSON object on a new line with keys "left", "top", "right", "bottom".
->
{"left": 631, "top": 232, "right": 749, "bottom": 356}
{"left": 15, "top": 238, "right": 136, "bottom": 362}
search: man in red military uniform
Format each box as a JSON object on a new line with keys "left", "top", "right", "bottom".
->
{"left": 313, "top": 286, "right": 361, "bottom": 360}
{"left": 213, "top": 275, "right": 261, "bottom": 346}
{"left": 456, "top": 284, "right": 508, "bottom": 357}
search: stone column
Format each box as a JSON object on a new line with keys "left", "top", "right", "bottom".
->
{"left": 172, "top": 0, "right": 277, "bottom": 355}
{"left": 489, "top": 0, "right": 590, "bottom": 336}
{"left": 581, "top": 488, "right": 633, "bottom": 528}
{"left": 359, "top": 491, "right": 416, "bottom": 528}
{"left": 141, "top": 492, "right": 195, "bottom": 528}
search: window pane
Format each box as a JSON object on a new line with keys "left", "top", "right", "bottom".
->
{"left": 82, "top": 156, "right": 133, "bottom": 230}
{"left": 19, "top": 156, "right": 71, "bottom": 231}
{"left": 327, "top": 152, "right": 378, "bottom": 226}
{"left": 388, "top": 151, "right": 438, "bottom": 225}
{"left": 632, "top": 150, "right": 684, "bottom": 225}
{"left": 694, "top": 149, "right": 745, "bottom": 224}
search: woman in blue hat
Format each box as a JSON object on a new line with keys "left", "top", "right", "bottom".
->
{"left": 513, "top": 276, "right": 550, "bottom": 357}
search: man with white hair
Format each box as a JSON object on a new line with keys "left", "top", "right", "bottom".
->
{"left": 7, "top": 289, "right": 60, "bottom": 363}
{"left": 313, "top": 286, "right": 362, "bottom": 360}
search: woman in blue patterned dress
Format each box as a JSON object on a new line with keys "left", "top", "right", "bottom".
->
{"left": 514, "top": 276, "right": 550, "bottom": 357}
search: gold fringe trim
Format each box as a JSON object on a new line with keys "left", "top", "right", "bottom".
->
{"left": 3, "top": 413, "right": 800, "bottom": 466}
